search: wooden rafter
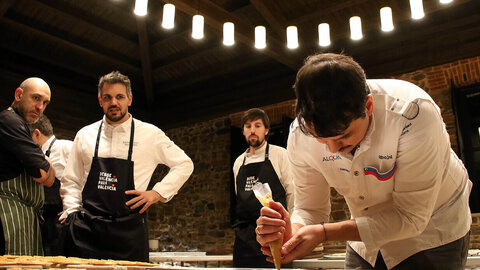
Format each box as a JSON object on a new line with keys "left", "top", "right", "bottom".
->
{"left": 136, "top": 16, "right": 154, "bottom": 109}
{"left": 170, "top": 0, "right": 301, "bottom": 70}
{"left": 249, "top": 0, "right": 286, "bottom": 38}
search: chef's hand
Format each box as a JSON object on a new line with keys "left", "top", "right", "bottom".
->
{"left": 125, "top": 190, "right": 163, "bottom": 213}
{"left": 256, "top": 201, "right": 292, "bottom": 248}
{"left": 279, "top": 224, "right": 325, "bottom": 264}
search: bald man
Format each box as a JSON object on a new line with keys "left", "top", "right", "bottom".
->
{"left": 0, "top": 77, "right": 55, "bottom": 255}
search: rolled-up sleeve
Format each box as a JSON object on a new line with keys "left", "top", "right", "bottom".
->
{"left": 60, "top": 132, "right": 86, "bottom": 217}
{"left": 152, "top": 129, "right": 194, "bottom": 201}
{"left": 356, "top": 100, "right": 451, "bottom": 250}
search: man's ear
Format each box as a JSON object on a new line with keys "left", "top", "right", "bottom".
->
{"left": 14, "top": 88, "right": 24, "bottom": 102}
{"left": 31, "top": 129, "right": 41, "bottom": 145}
{"left": 366, "top": 94, "right": 374, "bottom": 116}
{"left": 128, "top": 94, "right": 133, "bottom": 106}
{"left": 265, "top": 128, "right": 269, "bottom": 136}
{"left": 98, "top": 95, "right": 103, "bottom": 107}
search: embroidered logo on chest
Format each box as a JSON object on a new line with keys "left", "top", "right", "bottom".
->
{"left": 364, "top": 163, "right": 396, "bottom": 181}
{"left": 322, "top": 155, "right": 342, "bottom": 162}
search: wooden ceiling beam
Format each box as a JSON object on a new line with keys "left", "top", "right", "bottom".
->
{"left": 170, "top": 0, "right": 302, "bottom": 70}
{"left": 136, "top": 17, "right": 154, "bottom": 109}
{"left": 249, "top": 0, "right": 286, "bottom": 38}
{"left": 35, "top": 0, "right": 138, "bottom": 42}
{"left": 0, "top": 17, "right": 142, "bottom": 76}
{"left": 155, "top": 51, "right": 269, "bottom": 94}
{"left": 0, "top": 0, "right": 15, "bottom": 17}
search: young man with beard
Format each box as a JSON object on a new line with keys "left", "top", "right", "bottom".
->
{"left": 60, "top": 71, "right": 194, "bottom": 261}
{"left": 255, "top": 53, "right": 471, "bottom": 269}
{"left": 0, "top": 77, "right": 55, "bottom": 255}
{"left": 28, "top": 114, "right": 73, "bottom": 255}
{"left": 232, "top": 108, "right": 294, "bottom": 268}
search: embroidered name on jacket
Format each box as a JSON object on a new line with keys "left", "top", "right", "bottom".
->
{"left": 322, "top": 155, "right": 342, "bottom": 162}
{"left": 98, "top": 171, "right": 118, "bottom": 191}
{"left": 364, "top": 163, "right": 396, "bottom": 181}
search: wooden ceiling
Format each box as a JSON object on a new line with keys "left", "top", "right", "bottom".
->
{"left": 1, "top": 0, "right": 479, "bottom": 128}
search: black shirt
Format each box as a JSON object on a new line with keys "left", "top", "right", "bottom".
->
{"left": 0, "top": 107, "right": 50, "bottom": 181}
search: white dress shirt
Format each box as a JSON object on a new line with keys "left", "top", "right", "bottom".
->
{"left": 61, "top": 115, "right": 194, "bottom": 217}
{"left": 41, "top": 135, "right": 73, "bottom": 180}
{"left": 287, "top": 79, "right": 471, "bottom": 269}
{"left": 233, "top": 143, "right": 294, "bottom": 213}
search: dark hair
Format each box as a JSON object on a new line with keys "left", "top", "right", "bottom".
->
{"left": 28, "top": 114, "right": 53, "bottom": 136}
{"left": 241, "top": 108, "right": 270, "bottom": 129}
{"left": 293, "top": 53, "right": 370, "bottom": 137}
{"left": 98, "top": 71, "right": 132, "bottom": 97}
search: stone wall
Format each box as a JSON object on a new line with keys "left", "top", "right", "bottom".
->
{"left": 147, "top": 117, "right": 236, "bottom": 252}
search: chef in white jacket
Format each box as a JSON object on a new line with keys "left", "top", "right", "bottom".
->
{"left": 255, "top": 53, "right": 471, "bottom": 269}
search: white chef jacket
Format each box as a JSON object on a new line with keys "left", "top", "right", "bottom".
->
{"left": 41, "top": 135, "right": 73, "bottom": 180}
{"left": 233, "top": 143, "right": 294, "bottom": 212}
{"left": 60, "top": 115, "right": 194, "bottom": 218}
{"left": 288, "top": 79, "right": 471, "bottom": 269}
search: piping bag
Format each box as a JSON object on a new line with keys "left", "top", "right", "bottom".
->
{"left": 253, "top": 182, "right": 282, "bottom": 270}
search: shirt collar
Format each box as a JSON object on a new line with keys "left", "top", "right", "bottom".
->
{"left": 245, "top": 141, "right": 267, "bottom": 157}
{"left": 102, "top": 113, "right": 133, "bottom": 132}
{"left": 41, "top": 135, "right": 56, "bottom": 153}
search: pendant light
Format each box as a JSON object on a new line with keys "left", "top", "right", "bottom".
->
{"left": 223, "top": 22, "right": 235, "bottom": 46}
{"left": 162, "top": 3, "right": 175, "bottom": 29}
{"left": 255, "top": 26, "right": 266, "bottom": 49}
{"left": 134, "top": 0, "right": 148, "bottom": 16}
{"left": 409, "top": 0, "right": 425, "bottom": 19}
{"left": 318, "top": 23, "right": 331, "bottom": 47}
{"left": 349, "top": 16, "right": 363, "bottom": 40}
{"left": 286, "top": 26, "right": 298, "bottom": 49}
{"left": 192, "top": 15, "right": 204, "bottom": 39}
{"left": 380, "top": 7, "right": 394, "bottom": 32}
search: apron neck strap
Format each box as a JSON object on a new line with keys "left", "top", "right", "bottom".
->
{"left": 94, "top": 120, "right": 135, "bottom": 161}
{"left": 45, "top": 137, "right": 57, "bottom": 157}
{"left": 127, "top": 120, "right": 135, "bottom": 160}
{"left": 242, "top": 142, "right": 269, "bottom": 165}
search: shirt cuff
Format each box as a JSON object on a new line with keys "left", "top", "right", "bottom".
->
{"left": 59, "top": 207, "right": 81, "bottom": 220}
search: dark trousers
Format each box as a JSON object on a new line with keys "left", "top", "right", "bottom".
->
{"left": 345, "top": 231, "right": 470, "bottom": 269}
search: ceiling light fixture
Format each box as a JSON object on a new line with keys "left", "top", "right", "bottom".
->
{"left": 223, "top": 22, "right": 235, "bottom": 46}
{"left": 440, "top": 0, "right": 453, "bottom": 3}
{"left": 349, "top": 16, "right": 363, "bottom": 40}
{"left": 318, "top": 23, "right": 331, "bottom": 47}
{"left": 380, "top": 7, "right": 394, "bottom": 32}
{"left": 192, "top": 15, "right": 204, "bottom": 39}
{"left": 133, "top": 0, "right": 148, "bottom": 16}
{"left": 162, "top": 3, "right": 175, "bottom": 29}
{"left": 255, "top": 26, "right": 266, "bottom": 49}
{"left": 286, "top": 26, "right": 298, "bottom": 49}
{"left": 410, "top": 0, "right": 425, "bottom": 19}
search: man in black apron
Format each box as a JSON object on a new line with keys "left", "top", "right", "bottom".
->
{"left": 60, "top": 71, "right": 193, "bottom": 262}
{"left": 29, "top": 114, "right": 73, "bottom": 255}
{"left": 232, "top": 108, "right": 294, "bottom": 268}
{"left": 0, "top": 77, "right": 55, "bottom": 255}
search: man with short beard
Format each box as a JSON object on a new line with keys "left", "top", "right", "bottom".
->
{"left": 0, "top": 77, "right": 55, "bottom": 255}
{"left": 60, "top": 71, "right": 193, "bottom": 262}
{"left": 231, "top": 108, "right": 294, "bottom": 268}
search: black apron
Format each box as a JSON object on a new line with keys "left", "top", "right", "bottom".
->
{"left": 63, "top": 120, "right": 149, "bottom": 261}
{"left": 41, "top": 138, "right": 64, "bottom": 255}
{"left": 232, "top": 143, "right": 289, "bottom": 268}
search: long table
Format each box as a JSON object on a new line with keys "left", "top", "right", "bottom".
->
{"left": 150, "top": 252, "right": 480, "bottom": 269}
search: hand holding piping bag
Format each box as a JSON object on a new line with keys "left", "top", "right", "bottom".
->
{"left": 253, "top": 182, "right": 283, "bottom": 270}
